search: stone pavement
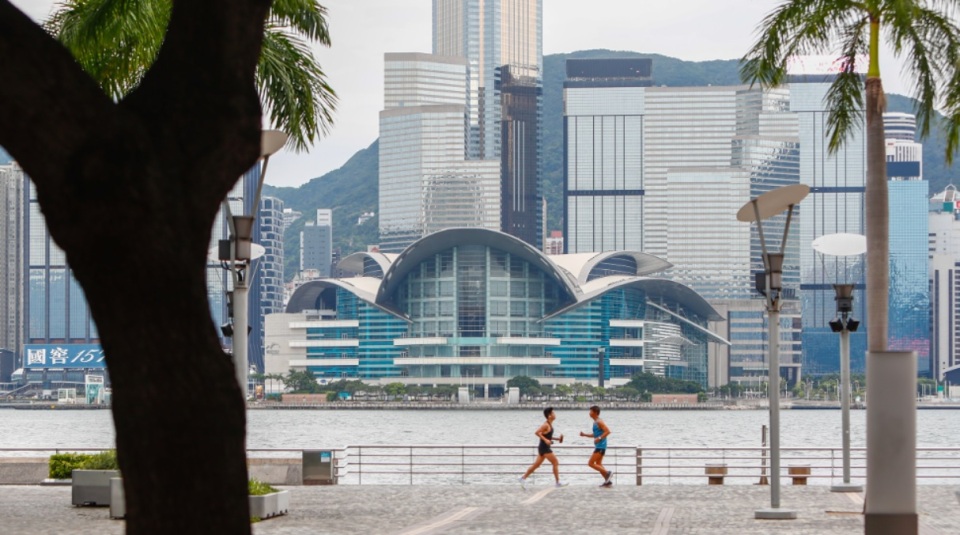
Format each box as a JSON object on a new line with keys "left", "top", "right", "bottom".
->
{"left": 0, "top": 484, "right": 957, "bottom": 534}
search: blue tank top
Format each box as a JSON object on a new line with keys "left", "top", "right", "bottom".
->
{"left": 593, "top": 422, "right": 607, "bottom": 449}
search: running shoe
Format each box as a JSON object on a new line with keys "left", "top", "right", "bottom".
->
{"left": 555, "top": 481, "right": 569, "bottom": 488}
{"left": 604, "top": 470, "right": 613, "bottom": 483}
{"left": 517, "top": 476, "right": 527, "bottom": 490}
{"left": 601, "top": 480, "right": 613, "bottom": 488}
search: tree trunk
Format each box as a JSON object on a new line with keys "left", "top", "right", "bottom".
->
{"left": 864, "top": 76, "right": 888, "bottom": 351}
{"left": 0, "top": 1, "right": 274, "bottom": 533}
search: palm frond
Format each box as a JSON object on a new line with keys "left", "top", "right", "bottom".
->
{"left": 943, "top": 67, "right": 960, "bottom": 163}
{"left": 824, "top": 16, "right": 869, "bottom": 153}
{"left": 884, "top": 2, "right": 960, "bottom": 139}
{"left": 741, "top": 0, "right": 863, "bottom": 88}
{"left": 258, "top": 25, "right": 337, "bottom": 152}
{"left": 269, "top": 0, "right": 331, "bottom": 44}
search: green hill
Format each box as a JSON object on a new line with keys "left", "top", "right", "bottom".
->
{"left": 266, "top": 50, "right": 959, "bottom": 280}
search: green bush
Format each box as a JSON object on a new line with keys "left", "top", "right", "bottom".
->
{"left": 48, "top": 450, "right": 119, "bottom": 479}
{"left": 248, "top": 478, "right": 278, "bottom": 496}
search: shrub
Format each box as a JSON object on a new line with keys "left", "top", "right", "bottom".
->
{"left": 48, "top": 450, "right": 119, "bottom": 479}
{"left": 248, "top": 478, "right": 278, "bottom": 496}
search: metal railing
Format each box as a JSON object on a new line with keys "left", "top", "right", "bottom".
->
{"left": 3, "top": 445, "right": 960, "bottom": 486}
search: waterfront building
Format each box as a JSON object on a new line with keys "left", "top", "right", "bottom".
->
{"left": 300, "top": 209, "right": 333, "bottom": 278}
{"left": 0, "top": 163, "right": 24, "bottom": 361}
{"left": 433, "top": 0, "right": 544, "bottom": 247}
{"left": 282, "top": 208, "right": 302, "bottom": 229}
{"left": 789, "top": 66, "right": 868, "bottom": 376}
{"left": 563, "top": 58, "right": 802, "bottom": 388}
{"left": 883, "top": 113, "right": 929, "bottom": 375}
{"left": 270, "top": 228, "right": 728, "bottom": 394}
{"left": 929, "top": 185, "right": 960, "bottom": 382}
{"left": 544, "top": 230, "right": 563, "bottom": 255}
{"left": 378, "top": 53, "right": 500, "bottom": 252}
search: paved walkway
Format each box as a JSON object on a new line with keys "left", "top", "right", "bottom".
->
{"left": 1, "top": 484, "right": 957, "bottom": 534}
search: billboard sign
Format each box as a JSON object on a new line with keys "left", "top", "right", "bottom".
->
{"left": 24, "top": 344, "right": 106, "bottom": 369}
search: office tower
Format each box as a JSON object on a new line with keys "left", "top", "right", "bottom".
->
{"left": 563, "top": 58, "right": 652, "bottom": 253}
{"left": 378, "top": 53, "right": 500, "bottom": 252}
{"left": 929, "top": 186, "right": 960, "bottom": 381}
{"left": 789, "top": 68, "right": 868, "bottom": 376}
{"left": 563, "top": 58, "right": 802, "bottom": 387}
{"left": 248, "top": 196, "right": 285, "bottom": 373}
{"left": 0, "top": 163, "right": 24, "bottom": 358}
{"left": 300, "top": 209, "right": 333, "bottom": 277}
{"left": 432, "top": 0, "right": 544, "bottom": 247}
{"left": 884, "top": 112, "right": 929, "bottom": 374}
{"left": 282, "top": 208, "right": 302, "bottom": 230}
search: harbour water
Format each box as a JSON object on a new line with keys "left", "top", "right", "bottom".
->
{"left": 0, "top": 407, "right": 957, "bottom": 451}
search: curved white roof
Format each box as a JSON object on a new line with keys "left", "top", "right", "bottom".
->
{"left": 549, "top": 251, "right": 672, "bottom": 283}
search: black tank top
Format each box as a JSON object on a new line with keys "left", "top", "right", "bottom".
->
{"left": 543, "top": 424, "right": 553, "bottom": 442}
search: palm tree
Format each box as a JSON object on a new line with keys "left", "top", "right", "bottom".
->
{"left": 45, "top": 0, "right": 336, "bottom": 151}
{"left": 742, "top": 3, "right": 960, "bottom": 532}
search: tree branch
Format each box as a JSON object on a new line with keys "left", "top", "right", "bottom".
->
{"left": 0, "top": 1, "right": 116, "bottom": 189}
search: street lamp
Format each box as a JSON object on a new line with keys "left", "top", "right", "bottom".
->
{"left": 737, "top": 184, "right": 809, "bottom": 521}
{"left": 218, "top": 130, "right": 288, "bottom": 400}
{"left": 813, "top": 233, "right": 866, "bottom": 493}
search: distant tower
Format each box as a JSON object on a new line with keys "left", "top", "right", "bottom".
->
{"left": 884, "top": 112, "right": 929, "bottom": 375}
{"left": 249, "top": 196, "right": 285, "bottom": 373}
{"left": 301, "top": 209, "right": 333, "bottom": 277}
{"left": 0, "top": 162, "right": 24, "bottom": 358}
{"left": 433, "top": 0, "right": 544, "bottom": 248}
{"left": 929, "top": 185, "right": 960, "bottom": 381}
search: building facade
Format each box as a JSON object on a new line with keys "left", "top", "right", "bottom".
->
{"left": 378, "top": 53, "right": 501, "bottom": 252}
{"left": 0, "top": 163, "right": 24, "bottom": 360}
{"left": 563, "top": 58, "right": 803, "bottom": 387}
{"left": 300, "top": 208, "right": 333, "bottom": 277}
{"left": 790, "top": 75, "right": 868, "bottom": 376}
{"left": 929, "top": 186, "right": 960, "bottom": 381}
{"left": 249, "top": 195, "right": 286, "bottom": 372}
{"left": 270, "top": 228, "right": 726, "bottom": 393}
{"left": 883, "top": 113, "right": 929, "bottom": 375}
{"left": 432, "top": 0, "right": 544, "bottom": 248}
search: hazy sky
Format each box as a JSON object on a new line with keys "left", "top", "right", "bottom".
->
{"left": 11, "top": 0, "right": 913, "bottom": 187}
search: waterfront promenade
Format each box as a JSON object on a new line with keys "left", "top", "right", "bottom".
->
{"left": 1, "top": 484, "right": 957, "bottom": 534}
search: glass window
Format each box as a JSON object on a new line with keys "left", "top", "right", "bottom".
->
{"left": 490, "top": 280, "right": 507, "bottom": 297}
{"left": 439, "top": 280, "right": 454, "bottom": 297}
{"left": 510, "top": 301, "right": 525, "bottom": 317}
{"left": 510, "top": 281, "right": 525, "bottom": 298}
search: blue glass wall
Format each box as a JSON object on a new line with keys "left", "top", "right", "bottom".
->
{"left": 888, "top": 180, "right": 930, "bottom": 374}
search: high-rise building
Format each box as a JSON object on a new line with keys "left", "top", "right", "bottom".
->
{"left": 884, "top": 112, "right": 929, "bottom": 375}
{"left": 929, "top": 186, "right": 960, "bottom": 381}
{"left": 249, "top": 196, "right": 285, "bottom": 373}
{"left": 563, "top": 58, "right": 651, "bottom": 253}
{"left": 562, "top": 58, "right": 802, "bottom": 387}
{"left": 789, "top": 70, "right": 868, "bottom": 376}
{"left": 0, "top": 163, "right": 24, "bottom": 359}
{"left": 432, "top": 0, "right": 543, "bottom": 247}
{"left": 378, "top": 53, "right": 500, "bottom": 252}
{"left": 300, "top": 209, "right": 333, "bottom": 277}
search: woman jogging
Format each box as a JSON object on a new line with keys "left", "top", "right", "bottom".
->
{"left": 518, "top": 407, "right": 568, "bottom": 488}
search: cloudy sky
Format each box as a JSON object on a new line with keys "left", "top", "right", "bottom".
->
{"left": 10, "top": 0, "right": 912, "bottom": 187}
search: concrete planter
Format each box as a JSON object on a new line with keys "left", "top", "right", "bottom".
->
{"left": 71, "top": 470, "right": 120, "bottom": 506}
{"left": 249, "top": 490, "right": 289, "bottom": 519}
{"left": 109, "top": 478, "right": 125, "bottom": 519}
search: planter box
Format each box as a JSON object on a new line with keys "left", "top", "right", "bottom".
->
{"left": 72, "top": 470, "right": 119, "bottom": 506}
{"left": 249, "top": 490, "right": 289, "bottom": 519}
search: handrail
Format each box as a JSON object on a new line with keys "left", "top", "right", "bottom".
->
{"left": 3, "top": 445, "right": 959, "bottom": 486}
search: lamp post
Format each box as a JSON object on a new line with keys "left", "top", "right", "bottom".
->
{"left": 812, "top": 233, "right": 865, "bottom": 493}
{"left": 219, "top": 130, "right": 288, "bottom": 400}
{"left": 737, "top": 184, "right": 809, "bottom": 521}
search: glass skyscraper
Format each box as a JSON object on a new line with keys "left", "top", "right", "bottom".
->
{"left": 300, "top": 209, "right": 332, "bottom": 277}
{"left": 930, "top": 186, "right": 960, "bottom": 381}
{"left": 563, "top": 58, "right": 802, "bottom": 387}
{"left": 0, "top": 163, "right": 24, "bottom": 358}
{"left": 378, "top": 53, "right": 501, "bottom": 252}
{"left": 249, "top": 195, "right": 285, "bottom": 373}
{"left": 432, "top": 0, "right": 543, "bottom": 247}
{"left": 790, "top": 77, "right": 867, "bottom": 375}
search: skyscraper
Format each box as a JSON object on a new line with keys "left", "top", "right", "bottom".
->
{"left": 0, "top": 163, "right": 24, "bottom": 358}
{"left": 378, "top": 53, "right": 500, "bottom": 252}
{"left": 300, "top": 209, "right": 333, "bottom": 277}
{"left": 562, "top": 58, "right": 802, "bottom": 387}
{"left": 929, "top": 186, "right": 960, "bottom": 381}
{"left": 249, "top": 195, "right": 285, "bottom": 373}
{"left": 432, "top": 0, "right": 543, "bottom": 247}
{"left": 884, "top": 112, "right": 929, "bottom": 375}
{"left": 789, "top": 65, "right": 868, "bottom": 376}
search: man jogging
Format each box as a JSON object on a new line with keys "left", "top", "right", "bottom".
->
{"left": 518, "top": 407, "right": 568, "bottom": 488}
{"left": 580, "top": 405, "right": 612, "bottom": 487}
